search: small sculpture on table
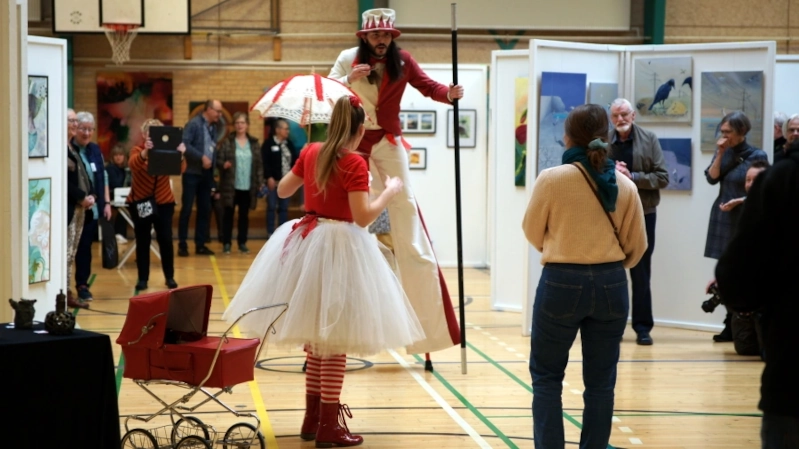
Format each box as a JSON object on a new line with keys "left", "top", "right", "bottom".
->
{"left": 8, "top": 297, "right": 37, "bottom": 329}
{"left": 45, "top": 290, "right": 76, "bottom": 335}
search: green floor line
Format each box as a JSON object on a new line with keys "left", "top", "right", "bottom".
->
{"left": 466, "top": 342, "right": 615, "bottom": 449}
{"left": 410, "top": 354, "right": 519, "bottom": 449}
{"left": 116, "top": 352, "right": 125, "bottom": 396}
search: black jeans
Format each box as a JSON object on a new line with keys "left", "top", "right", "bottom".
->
{"left": 631, "top": 212, "right": 656, "bottom": 334}
{"left": 178, "top": 171, "right": 213, "bottom": 249}
{"left": 133, "top": 203, "right": 175, "bottom": 281}
{"left": 75, "top": 211, "right": 97, "bottom": 287}
{"left": 223, "top": 190, "right": 251, "bottom": 245}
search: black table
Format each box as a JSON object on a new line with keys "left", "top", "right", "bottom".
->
{"left": 0, "top": 322, "right": 121, "bottom": 448}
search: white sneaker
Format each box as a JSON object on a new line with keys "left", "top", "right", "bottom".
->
{"left": 116, "top": 234, "right": 128, "bottom": 244}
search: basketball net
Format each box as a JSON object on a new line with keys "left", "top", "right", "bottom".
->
{"left": 103, "top": 24, "right": 139, "bottom": 65}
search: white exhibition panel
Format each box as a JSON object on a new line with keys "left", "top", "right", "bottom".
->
{"left": 510, "top": 40, "right": 775, "bottom": 336}
{"left": 27, "top": 36, "right": 68, "bottom": 322}
{"left": 400, "top": 64, "right": 488, "bottom": 267}
{"left": 521, "top": 40, "right": 625, "bottom": 335}
{"left": 775, "top": 55, "right": 799, "bottom": 116}
{"left": 623, "top": 42, "right": 775, "bottom": 332}
{"left": 489, "top": 50, "right": 529, "bottom": 311}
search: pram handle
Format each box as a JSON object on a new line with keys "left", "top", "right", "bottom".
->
{"left": 192, "top": 303, "right": 289, "bottom": 389}
{"left": 126, "top": 312, "right": 167, "bottom": 345}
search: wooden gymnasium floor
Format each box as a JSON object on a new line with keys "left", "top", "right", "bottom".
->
{"left": 76, "top": 239, "right": 764, "bottom": 449}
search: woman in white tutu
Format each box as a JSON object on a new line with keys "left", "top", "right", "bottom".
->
{"left": 222, "top": 95, "right": 424, "bottom": 447}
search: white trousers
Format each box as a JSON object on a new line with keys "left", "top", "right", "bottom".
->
{"left": 368, "top": 136, "right": 458, "bottom": 354}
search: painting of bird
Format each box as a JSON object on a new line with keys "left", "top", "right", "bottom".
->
{"left": 634, "top": 57, "right": 693, "bottom": 122}
{"left": 649, "top": 79, "right": 676, "bottom": 111}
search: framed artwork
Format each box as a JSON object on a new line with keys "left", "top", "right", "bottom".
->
{"left": 401, "top": 110, "right": 436, "bottom": 134}
{"left": 447, "top": 109, "right": 477, "bottom": 148}
{"left": 514, "top": 77, "right": 528, "bottom": 186}
{"left": 589, "top": 82, "right": 618, "bottom": 114}
{"left": 538, "top": 71, "right": 587, "bottom": 173}
{"left": 408, "top": 148, "right": 427, "bottom": 170}
{"left": 28, "top": 178, "right": 51, "bottom": 284}
{"left": 28, "top": 75, "right": 49, "bottom": 158}
{"left": 633, "top": 56, "right": 693, "bottom": 123}
{"left": 659, "top": 138, "right": 692, "bottom": 191}
{"left": 699, "top": 71, "right": 764, "bottom": 152}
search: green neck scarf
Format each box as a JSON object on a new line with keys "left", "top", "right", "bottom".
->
{"left": 561, "top": 144, "right": 618, "bottom": 212}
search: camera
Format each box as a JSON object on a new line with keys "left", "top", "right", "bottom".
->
{"left": 702, "top": 283, "right": 723, "bottom": 313}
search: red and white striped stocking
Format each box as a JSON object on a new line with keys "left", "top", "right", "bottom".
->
{"left": 320, "top": 354, "right": 347, "bottom": 403}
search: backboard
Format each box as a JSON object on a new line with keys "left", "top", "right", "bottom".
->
{"left": 53, "top": 0, "right": 190, "bottom": 34}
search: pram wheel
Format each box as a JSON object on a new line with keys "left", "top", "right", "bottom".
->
{"left": 176, "top": 435, "right": 211, "bottom": 448}
{"left": 172, "top": 416, "right": 210, "bottom": 446}
{"left": 121, "top": 428, "right": 158, "bottom": 449}
{"left": 222, "top": 422, "right": 265, "bottom": 448}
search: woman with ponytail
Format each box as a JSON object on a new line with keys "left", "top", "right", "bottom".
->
{"left": 522, "top": 104, "right": 647, "bottom": 449}
{"left": 223, "top": 95, "right": 424, "bottom": 448}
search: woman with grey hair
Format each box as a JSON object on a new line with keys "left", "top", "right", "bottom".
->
{"left": 71, "top": 111, "right": 110, "bottom": 301}
{"left": 704, "top": 111, "right": 768, "bottom": 341}
{"left": 66, "top": 108, "right": 94, "bottom": 308}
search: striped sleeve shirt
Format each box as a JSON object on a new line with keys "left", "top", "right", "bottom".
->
{"left": 127, "top": 145, "right": 187, "bottom": 205}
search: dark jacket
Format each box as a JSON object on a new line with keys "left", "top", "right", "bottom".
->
{"left": 105, "top": 162, "right": 130, "bottom": 192}
{"left": 716, "top": 144, "right": 799, "bottom": 417}
{"left": 66, "top": 146, "right": 89, "bottom": 225}
{"left": 609, "top": 123, "right": 669, "bottom": 211}
{"left": 261, "top": 136, "right": 298, "bottom": 182}
{"left": 215, "top": 133, "right": 263, "bottom": 209}
{"left": 70, "top": 139, "right": 107, "bottom": 217}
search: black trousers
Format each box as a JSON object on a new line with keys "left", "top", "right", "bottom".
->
{"left": 133, "top": 204, "right": 175, "bottom": 282}
{"left": 75, "top": 211, "right": 97, "bottom": 287}
{"left": 223, "top": 189, "right": 252, "bottom": 245}
{"left": 631, "top": 212, "right": 656, "bottom": 334}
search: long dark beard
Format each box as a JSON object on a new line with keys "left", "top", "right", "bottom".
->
{"left": 357, "top": 40, "right": 403, "bottom": 84}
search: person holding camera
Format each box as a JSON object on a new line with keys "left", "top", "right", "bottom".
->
{"left": 127, "top": 119, "right": 187, "bottom": 291}
{"left": 703, "top": 111, "right": 767, "bottom": 342}
{"left": 715, "top": 138, "right": 799, "bottom": 449}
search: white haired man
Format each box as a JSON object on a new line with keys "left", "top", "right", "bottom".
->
{"left": 608, "top": 98, "right": 668, "bottom": 345}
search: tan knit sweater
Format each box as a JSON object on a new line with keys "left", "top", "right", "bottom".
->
{"left": 522, "top": 163, "right": 648, "bottom": 268}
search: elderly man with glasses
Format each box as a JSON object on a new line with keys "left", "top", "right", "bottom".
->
{"left": 71, "top": 111, "right": 111, "bottom": 302}
{"left": 178, "top": 99, "right": 222, "bottom": 256}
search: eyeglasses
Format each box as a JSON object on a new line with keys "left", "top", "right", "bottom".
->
{"left": 213, "top": 109, "right": 223, "bottom": 113}
{"left": 77, "top": 127, "right": 95, "bottom": 133}
{"left": 67, "top": 118, "right": 79, "bottom": 123}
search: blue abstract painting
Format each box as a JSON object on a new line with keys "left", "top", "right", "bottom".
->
{"left": 538, "top": 72, "right": 587, "bottom": 174}
{"left": 659, "top": 138, "right": 692, "bottom": 191}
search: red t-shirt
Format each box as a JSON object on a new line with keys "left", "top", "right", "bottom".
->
{"left": 292, "top": 143, "right": 369, "bottom": 222}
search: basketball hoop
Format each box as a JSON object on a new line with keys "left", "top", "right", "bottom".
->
{"left": 103, "top": 23, "right": 139, "bottom": 65}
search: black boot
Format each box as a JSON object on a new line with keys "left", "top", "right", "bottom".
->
{"left": 713, "top": 313, "right": 733, "bottom": 342}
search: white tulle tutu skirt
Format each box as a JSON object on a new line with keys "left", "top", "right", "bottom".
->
{"left": 222, "top": 217, "right": 425, "bottom": 357}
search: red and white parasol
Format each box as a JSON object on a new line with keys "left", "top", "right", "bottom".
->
{"left": 251, "top": 73, "right": 363, "bottom": 126}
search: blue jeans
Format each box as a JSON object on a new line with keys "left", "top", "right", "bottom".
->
{"left": 266, "top": 187, "right": 289, "bottom": 236}
{"left": 762, "top": 413, "right": 799, "bottom": 449}
{"left": 530, "top": 262, "right": 628, "bottom": 449}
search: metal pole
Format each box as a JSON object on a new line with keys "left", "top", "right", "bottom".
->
{"left": 450, "top": 3, "right": 467, "bottom": 375}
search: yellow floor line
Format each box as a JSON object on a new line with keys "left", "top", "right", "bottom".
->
{"left": 211, "top": 255, "right": 279, "bottom": 449}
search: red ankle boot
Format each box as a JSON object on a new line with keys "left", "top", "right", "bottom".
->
{"left": 314, "top": 402, "right": 363, "bottom": 448}
{"left": 300, "top": 394, "right": 321, "bottom": 441}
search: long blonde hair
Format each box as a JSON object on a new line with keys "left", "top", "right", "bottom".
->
{"left": 315, "top": 96, "right": 365, "bottom": 193}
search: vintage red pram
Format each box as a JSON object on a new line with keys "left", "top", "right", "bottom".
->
{"left": 116, "top": 285, "right": 287, "bottom": 449}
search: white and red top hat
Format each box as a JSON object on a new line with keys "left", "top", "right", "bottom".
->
{"left": 357, "top": 8, "right": 401, "bottom": 38}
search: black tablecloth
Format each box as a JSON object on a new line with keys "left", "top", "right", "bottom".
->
{"left": 0, "top": 322, "right": 121, "bottom": 448}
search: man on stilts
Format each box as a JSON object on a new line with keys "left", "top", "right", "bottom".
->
{"left": 329, "top": 8, "right": 462, "bottom": 360}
